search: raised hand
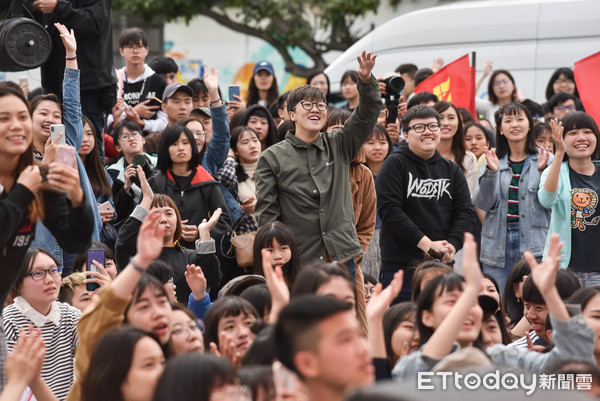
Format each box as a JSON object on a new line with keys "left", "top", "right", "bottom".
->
{"left": 137, "top": 165, "right": 154, "bottom": 209}
{"left": 484, "top": 147, "right": 499, "bottom": 171}
{"left": 366, "top": 270, "right": 403, "bottom": 321}
{"left": 550, "top": 118, "right": 565, "bottom": 154}
{"left": 204, "top": 66, "right": 221, "bottom": 101}
{"left": 262, "top": 249, "right": 290, "bottom": 323}
{"left": 5, "top": 326, "right": 46, "bottom": 388}
{"left": 537, "top": 148, "right": 549, "bottom": 171}
{"left": 524, "top": 234, "right": 562, "bottom": 295}
{"left": 54, "top": 23, "right": 76, "bottom": 56}
{"left": 41, "top": 132, "right": 64, "bottom": 165}
{"left": 198, "top": 207, "right": 222, "bottom": 241}
{"left": 462, "top": 232, "right": 483, "bottom": 294}
{"left": 135, "top": 210, "right": 165, "bottom": 266}
{"left": 84, "top": 260, "right": 113, "bottom": 291}
{"left": 431, "top": 57, "right": 444, "bottom": 73}
{"left": 356, "top": 51, "right": 377, "bottom": 83}
{"left": 185, "top": 264, "right": 207, "bottom": 301}
{"left": 482, "top": 61, "right": 493, "bottom": 76}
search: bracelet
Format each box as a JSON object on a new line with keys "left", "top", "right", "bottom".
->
{"left": 65, "top": 56, "right": 77, "bottom": 61}
{"left": 129, "top": 257, "right": 146, "bottom": 273}
{"left": 210, "top": 99, "right": 222, "bottom": 106}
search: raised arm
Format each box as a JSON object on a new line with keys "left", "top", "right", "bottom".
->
{"left": 542, "top": 119, "right": 565, "bottom": 195}
{"left": 422, "top": 233, "right": 483, "bottom": 359}
{"left": 204, "top": 67, "right": 231, "bottom": 173}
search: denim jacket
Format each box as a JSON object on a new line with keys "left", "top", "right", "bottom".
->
{"left": 473, "top": 151, "right": 550, "bottom": 268}
{"left": 32, "top": 68, "right": 101, "bottom": 267}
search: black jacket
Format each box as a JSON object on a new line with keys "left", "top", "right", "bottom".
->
{"left": 376, "top": 142, "right": 475, "bottom": 272}
{"left": 115, "top": 206, "right": 222, "bottom": 304}
{"left": 148, "top": 166, "right": 232, "bottom": 249}
{"left": 4, "top": 0, "right": 116, "bottom": 93}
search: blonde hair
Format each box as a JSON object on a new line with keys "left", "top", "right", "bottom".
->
{"left": 59, "top": 273, "right": 86, "bottom": 305}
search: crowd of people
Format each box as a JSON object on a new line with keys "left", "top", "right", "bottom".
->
{"left": 0, "top": 14, "right": 600, "bottom": 401}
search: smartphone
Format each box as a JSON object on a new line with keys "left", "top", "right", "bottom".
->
{"left": 50, "top": 124, "right": 66, "bottom": 145}
{"left": 228, "top": 85, "right": 240, "bottom": 101}
{"left": 55, "top": 145, "right": 76, "bottom": 167}
{"left": 147, "top": 96, "right": 162, "bottom": 108}
{"left": 98, "top": 201, "right": 114, "bottom": 214}
{"left": 86, "top": 249, "right": 105, "bottom": 291}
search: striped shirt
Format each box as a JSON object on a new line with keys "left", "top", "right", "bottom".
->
{"left": 3, "top": 298, "right": 81, "bottom": 401}
{"left": 507, "top": 330, "right": 548, "bottom": 349}
{"left": 507, "top": 159, "right": 524, "bottom": 222}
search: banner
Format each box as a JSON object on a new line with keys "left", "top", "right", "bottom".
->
{"left": 414, "top": 54, "right": 476, "bottom": 117}
{"left": 574, "top": 51, "right": 600, "bottom": 126}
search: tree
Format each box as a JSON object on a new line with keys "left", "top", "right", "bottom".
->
{"left": 113, "top": 0, "right": 388, "bottom": 77}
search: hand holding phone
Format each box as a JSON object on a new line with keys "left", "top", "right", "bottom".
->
{"left": 228, "top": 85, "right": 240, "bottom": 102}
{"left": 55, "top": 144, "right": 76, "bottom": 167}
{"left": 50, "top": 124, "right": 66, "bottom": 145}
{"left": 86, "top": 250, "right": 105, "bottom": 291}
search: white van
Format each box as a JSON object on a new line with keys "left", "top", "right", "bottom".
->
{"left": 325, "top": 0, "right": 600, "bottom": 102}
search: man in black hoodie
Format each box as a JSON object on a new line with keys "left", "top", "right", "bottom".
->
{"left": 376, "top": 105, "right": 475, "bottom": 302}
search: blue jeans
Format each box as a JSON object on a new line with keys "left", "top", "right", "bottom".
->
{"left": 483, "top": 221, "right": 521, "bottom": 295}
{"left": 573, "top": 272, "right": 600, "bottom": 287}
{"left": 379, "top": 269, "right": 415, "bottom": 305}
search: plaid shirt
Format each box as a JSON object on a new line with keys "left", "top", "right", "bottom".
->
{"left": 216, "top": 159, "right": 258, "bottom": 234}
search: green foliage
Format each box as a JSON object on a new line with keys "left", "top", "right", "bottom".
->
{"left": 112, "top": 0, "right": 397, "bottom": 75}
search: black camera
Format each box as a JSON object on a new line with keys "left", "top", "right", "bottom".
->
{"left": 382, "top": 74, "right": 405, "bottom": 124}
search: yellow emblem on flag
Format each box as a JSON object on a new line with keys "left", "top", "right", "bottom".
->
{"left": 433, "top": 78, "right": 452, "bottom": 102}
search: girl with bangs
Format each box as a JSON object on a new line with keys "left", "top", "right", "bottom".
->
{"left": 116, "top": 166, "right": 221, "bottom": 304}
{"left": 4, "top": 248, "right": 81, "bottom": 400}
{"left": 216, "top": 126, "right": 262, "bottom": 235}
{"left": 539, "top": 112, "right": 600, "bottom": 285}
{"left": 252, "top": 221, "right": 302, "bottom": 288}
{"left": 203, "top": 296, "right": 261, "bottom": 368}
{"left": 392, "top": 233, "right": 595, "bottom": 379}
{"left": 473, "top": 103, "right": 551, "bottom": 293}
{"left": 434, "top": 101, "right": 479, "bottom": 195}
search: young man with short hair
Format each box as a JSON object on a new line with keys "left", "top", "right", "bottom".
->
{"left": 509, "top": 270, "right": 580, "bottom": 349}
{"left": 274, "top": 296, "right": 374, "bottom": 401}
{"left": 149, "top": 56, "right": 179, "bottom": 84}
{"left": 143, "top": 83, "right": 194, "bottom": 154}
{"left": 376, "top": 105, "right": 475, "bottom": 302}
{"left": 256, "top": 52, "right": 381, "bottom": 274}
{"left": 111, "top": 27, "right": 168, "bottom": 134}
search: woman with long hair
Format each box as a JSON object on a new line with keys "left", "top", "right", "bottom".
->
{"left": 475, "top": 69, "right": 520, "bottom": 127}
{"left": 539, "top": 112, "right": 600, "bottom": 285}
{"left": 434, "top": 101, "right": 479, "bottom": 195}
{"left": 473, "top": 103, "right": 551, "bottom": 293}
{"left": 246, "top": 61, "right": 279, "bottom": 108}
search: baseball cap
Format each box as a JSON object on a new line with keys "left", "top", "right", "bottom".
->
{"left": 162, "top": 83, "right": 194, "bottom": 102}
{"left": 253, "top": 60, "right": 274, "bottom": 75}
{"left": 190, "top": 107, "right": 211, "bottom": 118}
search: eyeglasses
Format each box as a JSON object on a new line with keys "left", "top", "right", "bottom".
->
{"left": 123, "top": 44, "right": 146, "bottom": 51}
{"left": 407, "top": 122, "right": 441, "bottom": 133}
{"left": 119, "top": 131, "right": 142, "bottom": 141}
{"left": 171, "top": 321, "right": 200, "bottom": 337}
{"left": 190, "top": 130, "right": 206, "bottom": 137}
{"left": 25, "top": 266, "right": 63, "bottom": 281}
{"left": 492, "top": 79, "right": 511, "bottom": 87}
{"left": 555, "top": 79, "right": 574, "bottom": 86}
{"left": 554, "top": 105, "right": 576, "bottom": 112}
{"left": 295, "top": 100, "right": 328, "bottom": 111}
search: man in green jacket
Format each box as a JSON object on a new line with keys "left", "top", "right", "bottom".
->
{"left": 255, "top": 52, "right": 381, "bottom": 277}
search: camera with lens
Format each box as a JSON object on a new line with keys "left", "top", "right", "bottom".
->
{"left": 131, "top": 155, "right": 155, "bottom": 185}
{"left": 381, "top": 74, "right": 405, "bottom": 124}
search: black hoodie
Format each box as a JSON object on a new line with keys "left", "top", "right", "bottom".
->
{"left": 375, "top": 142, "right": 475, "bottom": 272}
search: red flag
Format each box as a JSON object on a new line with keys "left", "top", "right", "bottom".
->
{"left": 414, "top": 54, "right": 476, "bottom": 117}
{"left": 574, "top": 51, "right": 600, "bottom": 126}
